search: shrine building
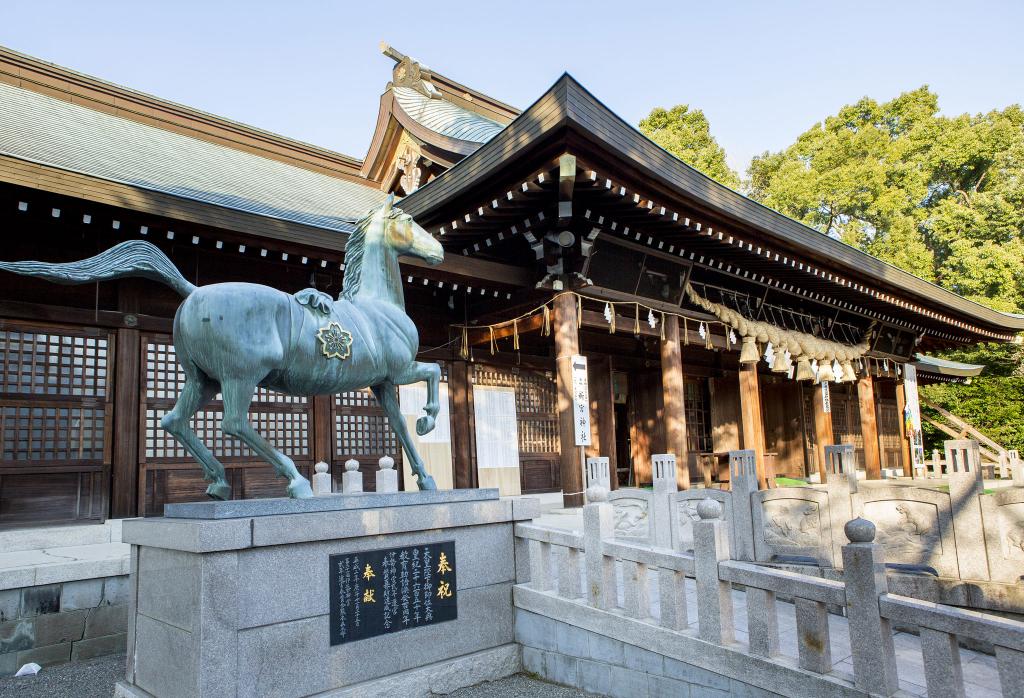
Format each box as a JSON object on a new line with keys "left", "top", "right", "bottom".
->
{"left": 0, "top": 44, "right": 1020, "bottom": 525}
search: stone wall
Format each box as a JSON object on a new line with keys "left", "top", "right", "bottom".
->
{"left": 516, "top": 609, "right": 781, "bottom": 697}
{"left": 0, "top": 574, "right": 128, "bottom": 676}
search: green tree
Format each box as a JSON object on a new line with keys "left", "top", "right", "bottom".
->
{"left": 640, "top": 105, "right": 740, "bottom": 189}
{"left": 746, "top": 87, "right": 1024, "bottom": 454}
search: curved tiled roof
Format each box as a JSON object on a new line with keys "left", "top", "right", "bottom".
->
{"left": 0, "top": 82, "right": 386, "bottom": 233}
{"left": 392, "top": 87, "right": 504, "bottom": 144}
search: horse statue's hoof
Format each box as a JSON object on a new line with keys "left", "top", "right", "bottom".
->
{"left": 417, "top": 474, "right": 437, "bottom": 491}
{"left": 206, "top": 481, "right": 231, "bottom": 501}
{"left": 416, "top": 415, "right": 435, "bottom": 436}
{"left": 287, "top": 476, "right": 314, "bottom": 499}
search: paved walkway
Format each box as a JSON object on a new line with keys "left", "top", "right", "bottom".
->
{"left": 0, "top": 654, "right": 590, "bottom": 698}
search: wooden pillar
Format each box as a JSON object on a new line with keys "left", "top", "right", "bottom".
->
{"left": 110, "top": 327, "right": 141, "bottom": 519}
{"left": 586, "top": 355, "right": 617, "bottom": 490}
{"left": 895, "top": 380, "right": 913, "bottom": 477}
{"left": 738, "top": 363, "right": 768, "bottom": 489}
{"left": 448, "top": 360, "right": 475, "bottom": 489}
{"left": 858, "top": 374, "right": 883, "bottom": 479}
{"left": 660, "top": 315, "right": 690, "bottom": 489}
{"left": 312, "top": 394, "right": 333, "bottom": 464}
{"left": 812, "top": 384, "right": 834, "bottom": 483}
{"left": 553, "top": 293, "right": 584, "bottom": 508}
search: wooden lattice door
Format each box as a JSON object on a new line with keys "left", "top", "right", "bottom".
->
{"left": 877, "top": 399, "right": 903, "bottom": 470}
{"left": 0, "top": 321, "right": 113, "bottom": 526}
{"left": 332, "top": 389, "right": 402, "bottom": 491}
{"left": 139, "top": 334, "right": 315, "bottom": 515}
{"left": 472, "top": 365, "right": 560, "bottom": 493}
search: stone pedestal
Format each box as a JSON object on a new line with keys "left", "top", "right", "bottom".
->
{"left": 115, "top": 489, "right": 537, "bottom": 698}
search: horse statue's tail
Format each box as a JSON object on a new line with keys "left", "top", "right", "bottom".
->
{"left": 0, "top": 240, "right": 196, "bottom": 297}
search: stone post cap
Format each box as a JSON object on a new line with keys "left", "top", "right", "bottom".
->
{"left": 378, "top": 456, "right": 395, "bottom": 470}
{"left": 696, "top": 498, "right": 722, "bottom": 520}
{"left": 344, "top": 459, "right": 359, "bottom": 472}
{"left": 314, "top": 461, "right": 329, "bottom": 474}
{"left": 844, "top": 517, "right": 876, "bottom": 543}
{"left": 585, "top": 485, "right": 608, "bottom": 502}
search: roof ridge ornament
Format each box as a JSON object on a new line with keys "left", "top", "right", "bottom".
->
{"left": 381, "top": 41, "right": 442, "bottom": 99}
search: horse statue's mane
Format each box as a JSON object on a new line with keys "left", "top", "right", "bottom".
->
{"left": 341, "top": 204, "right": 403, "bottom": 301}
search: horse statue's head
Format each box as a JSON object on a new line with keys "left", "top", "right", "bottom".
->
{"left": 371, "top": 193, "right": 444, "bottom": 266}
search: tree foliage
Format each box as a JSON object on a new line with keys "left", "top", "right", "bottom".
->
{"left": 641, "top": 88, "right": 1024, "bottom": 454}
{"left": 639, "top": 105, "right": 741, "bottom": 189}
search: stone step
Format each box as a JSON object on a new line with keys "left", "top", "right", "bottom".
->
{"left": 0, "top": 520, "right": 122, "bottom": 554}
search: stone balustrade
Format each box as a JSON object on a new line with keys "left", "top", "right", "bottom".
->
{"left": 513, "top": 485, "right": 1024, "bottom": 697}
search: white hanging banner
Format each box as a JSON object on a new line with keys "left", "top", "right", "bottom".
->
{"left": 571, "top": 354, "right": 592, "bottom": 446}
{"left": 903, "top": 365, "right": 926, "bottom": 467}
{"left": 821, "top": 380, "right": 831, "bottom": 414}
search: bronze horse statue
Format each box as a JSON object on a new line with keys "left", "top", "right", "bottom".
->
{"left": 0, "top": 195, "right": 444, "bottom": 499}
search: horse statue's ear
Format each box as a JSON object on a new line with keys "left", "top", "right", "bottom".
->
{"left": 383, "top": 193, "right": 395, "bottom": 213}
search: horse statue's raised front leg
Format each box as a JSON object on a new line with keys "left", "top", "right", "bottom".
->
{"left": 371, "top": 380, "right": 437, "bottom": 491}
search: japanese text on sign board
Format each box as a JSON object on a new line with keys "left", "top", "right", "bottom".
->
{"left": 571, "top": 354, "right": 591, "bottom": 446}
{"left": 329, "top": 541, "right": 457, "bottom": 645}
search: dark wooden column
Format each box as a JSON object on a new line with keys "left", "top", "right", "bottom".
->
{"left": 312, "top": 395, "right": 333, "bottom": 465}
{"left": 895, "top": 380, "right": 913, "bottom": 476}
{"left": 111, "top": 326, "right": 141, "bottom": 519}
{"left": 660, "top": 315, "right": 690, "bottom": 489}
{"left": 586, "top": 355, "right": 617, "bottom": 490}
{"left": 738, "top": 364, "right": 768, "bottom": 489}
{"left": 858, "top": 373, "right": 883, "bottom": 479}
{"left": 553, "top": 293, "right": 584, "bottom": 507}
{"left": 448, "top": 360, "right": 476, "bottom": 489}
{"left": 812, "top": 384, "right": 834, "bottom": 483}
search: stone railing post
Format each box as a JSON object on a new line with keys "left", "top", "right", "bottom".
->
{"left": 841, "top": 517, "right": 899, "bottom": 696}
{"left": 583, "top": 484, "right": 617, "bottom": 610}
{"left": 651, "top": 453, "right": 678, "bottom": 549}
{"left": 729, "top": 449, "right": 757, "bottom": 561}
{"left": 341, "top": 458, "right": 362, "bottom": 494}
{"left": 585, "top": 456, "right": 611, "bottom": 500}
{"left": 825, "top": 444, "right": 855, "bottom": 566}
{"left": 376, "top": 455, "right": 398, "bottom": 493}
{"left": 1010, "top": 450, "right": 1022, "bottom": 488}
{"left": 944, "top": 440, "right": 990, "bottom": 581}
{"left": 932, "top": 448, "right": 943, "bottom": 479}
{"left": 693, "top": 498, "right": 735, "bottom": 645}
{"left": 312, "top": 461, "right": 332, "bottom": 496}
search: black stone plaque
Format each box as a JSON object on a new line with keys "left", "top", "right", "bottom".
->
{"left": 329, "top": 540, "right": 457, "bottom": 645}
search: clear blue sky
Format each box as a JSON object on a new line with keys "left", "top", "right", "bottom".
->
{"left": 4, "top": 1, "right": 1022, "bottom": 173}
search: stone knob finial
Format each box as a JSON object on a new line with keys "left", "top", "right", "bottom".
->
{"left": 845, "top": 517, "right": 876, "bottom": 543}
{"left": 378, "top": 456, "right": 395, "bottom": 470}
{"left": 585, "top": 485, "right": 608, "bottom": 503}
{"left": 314, "top": 461, "right": 329, "bottom": 474}
{"left": 344, "top": 458, "right": 359, "bottom": 472}
{"left": 696, "top": 498, "right": 722, "bottom": 520}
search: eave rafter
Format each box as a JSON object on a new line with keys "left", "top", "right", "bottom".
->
{"left": 572, "top": 159, "right": 1013, "bottom": 343}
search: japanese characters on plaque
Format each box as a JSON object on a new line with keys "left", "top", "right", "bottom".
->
{"left": 570, "top": 354, "right": 591, "bottom": 446}
{"left": 820, "top": 380, "right": 831, "bottom": 414}
{"left": 329, "top": 541, "right": 457, "bottom": 645}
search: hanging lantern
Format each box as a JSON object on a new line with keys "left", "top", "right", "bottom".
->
{"left": 795, "top": 357, "right": 815, "bottom": 381}
{"left": 647, "top": 308, "right": 657, "bottom": 329}
{"left": 739, "top": 335, "right": 759, "bottom": 363}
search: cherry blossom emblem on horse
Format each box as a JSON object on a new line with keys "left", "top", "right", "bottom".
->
{"left": 316, "top": 322, "right": 354, "bottom": 360}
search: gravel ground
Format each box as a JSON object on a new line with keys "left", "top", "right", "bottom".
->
{"left": 0, "top": 655, "right": 591, "bottom": 698}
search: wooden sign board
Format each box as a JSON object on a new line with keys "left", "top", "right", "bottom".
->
{"left": 329, "top": 541, "right": 457, "bottom": 645}
{"left": 571, "top": 354, "right": 591, "bottom": 446}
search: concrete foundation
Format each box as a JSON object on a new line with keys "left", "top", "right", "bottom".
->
{"left": 116, "top": 490, "right": 535, "bottom": 698}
